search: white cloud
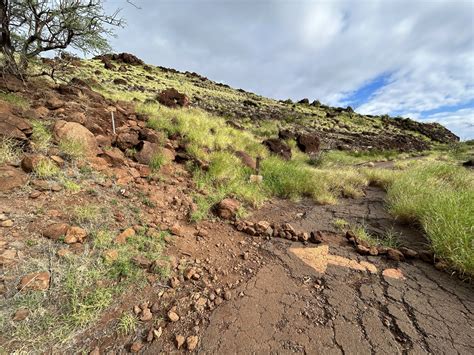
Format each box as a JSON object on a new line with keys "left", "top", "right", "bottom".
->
{"left": 105, "top": 0, "right": 474, "bottom": 138}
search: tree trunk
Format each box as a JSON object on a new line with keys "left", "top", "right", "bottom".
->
{"left": 0, "top": 0, "right": 19, "bottom": 74}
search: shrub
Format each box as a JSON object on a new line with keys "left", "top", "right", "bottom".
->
{"left": 30, "top": 121, "right": 52, "bottom": 152}
{"left": 0, "top": 137, "right": 20, "bottom": 165}
{"left": 34, "top": 159, "right": 60, "bottom": 178}
{"left": 59, "top": 138, "right": 87, "bottom": 160}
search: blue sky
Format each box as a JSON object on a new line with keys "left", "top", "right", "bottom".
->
{"left": 104, "top": 0, "right": 474, "bottom": 139}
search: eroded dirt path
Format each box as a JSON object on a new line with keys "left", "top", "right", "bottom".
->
{"left": 197, "top": 195, "right": 473, "bottom": 354}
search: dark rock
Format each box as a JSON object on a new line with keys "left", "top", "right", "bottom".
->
{"left": 296, "top": 133, "right": 321, "bottom": 155}
{"left": 310, "top": 231, "right": 323, "bottom": 244}
{"left": 113, "top": 78, "right": 127, "bottom": 85}
{"left": 387, "top": 248, "right": 404, "bottom": 262}
{"left": 235, "top": 151, "right": 256, "bottom": 170}
{"left": 263, "top": 138, "right": 292, "bottom": 160}
{"left": 116, "top": 131, "right": 140, "bottom": 150}
{"left": 157, "top": 88, "right": 189, "bottom": 108}
{"left": 135, "top": 141, "right": 160, "bottom": 165}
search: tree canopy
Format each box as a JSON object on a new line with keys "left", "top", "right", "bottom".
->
{"left": 0, "top": 0, "right": 124, "bottom": 74}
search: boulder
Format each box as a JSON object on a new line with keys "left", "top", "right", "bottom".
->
{"left": 113, "top": 78, "right": 127, "bottom": 85}
{"left": 102, "top": 147, "right": 126, "bottom": 166}
{"left": 135, "top": 141, "right": 160, "bottom": 165}
{"left": 296, "top": 133, "right": 321, "bottom": 155}
{"left": 43, "top": 223, "right": 70, "bottom": 240}
{"left": 139, "top": 128, "right": 164, "bottom": 144}
{"left": 216, "top": 198, "right": 240, "bottom": 220}
{"left": 235, "top": 151, "right": 256, "bottom": 170}
{"left": 0, "top": 102, "right": 33, "bottom": 141}
{"left": 116, "top": 131, "right": 140, "bottom": 150}
{"left": 157, "top": 88, "right": 189, "bottom": 108}
{"left": 0, "top": 166, "right": 27, "bottom": 191}
{"left": 53, "top": 120, "right": 98, "bottom": 157}
{"left": 263, "top": 138, "right": 292, "bottom": 160}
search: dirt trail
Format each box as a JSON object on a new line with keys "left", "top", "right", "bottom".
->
{"left": 196, "top": 197, "right": 474, "bottom": 354}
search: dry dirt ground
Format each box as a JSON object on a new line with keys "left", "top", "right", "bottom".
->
{"left": 143, "top": 189, "right": 473, "bottom": 354}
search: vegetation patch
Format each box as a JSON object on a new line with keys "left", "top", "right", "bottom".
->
{"left": 30, "top": 121, "right": 52, "bottom": 152}
{"left": 0, "top": 137, "right": 20, "bottom": 165}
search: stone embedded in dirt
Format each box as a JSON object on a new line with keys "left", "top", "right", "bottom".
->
{"left": 356, "top": 245, "right": 370, "bottom": 255}
{"left": 12, "top": 308, "right": 29, "bottom": 321}
{"left": 298, "top": 232, "right": 309, "bottom": 242}
{"left": 255, "top": 220, "right": 272, "bottom": 235}
{"left": 20, "top": 154, "right": 47, "bottom": 173}
{"left": 115, "top": 227, "right": 135, "bottom": 244}
{"left": 153, "top": 327, "right": 163, "bottom": 339}
{"left": 130, "top": 341, "right": 143, "bottom": 353}
{"left": 369, "top": 247, "right": 379, "bottom": 256}
{"left": 399, "top": 247, "right": 418, "bottom": 259}
{"left": 102, "top": 147, "right": 126, "bottom": 166}
{"left": 103, "top": 249, "right": 119, "bottom": 262}
{"left": 157, "top": 88, "right": 189, "bottom": 108}
{"left": 0, "top": 103, "right": 33, "bottom": 141}
{"left": 185, "top": 267, "right": 198, "bottom": 280}
{"left": 89, "top": 346, "right": 100, "bottom": 355}
{"left": 53, "top": 120, "right": 98, "bottom": 157}
{"left": 309, "top": 231, "right": 323, "bottom": 244}
{"left": 45, "top": 97, "right": 65, "bottom": 110}
{"left": 170, "top": 223, "right": 184, "bottom": 236}
{"left": 187, "top": 335, "right": 199, "bottom": 351}
{"left": 0, "top": 166, "right": 28, "bottom": 192}
{"left": 263, "top": 138, "right": 292, "bottom": 160}
{"left": 113, "top": 78, "right": 127, "bottom": 85}
{"left": 386, "top": 248, "right": 404, "bottom": 262}
{"left": 64, "top": 226, "right": 87, "bottom": 244}
{"left": 1, "top": 219, "right": 13, "bottom": 227}
{"left": 132, "top": 255, "right": 152, "bottom": 269}
{"left": 57, "top": 248, "right": 71, "bottom": 258}
{"left": 434, "top": 261, "right": 448, "bottom": 271}
{"left": 43, "top": 223, "right": 70, "bottom": 240}
{"left": 140, "top": 307, "right": 153, "bottom": 321}
{"left": 418, "top": 250, "right": 435, "bottom": 263}
{"left": 194, "top": 297, "right": 207, "bottom": 312}
{"left": 235, "top": 150, "right": 257, "bottom": 170}
{"left": 135, "top": 141, "right": 160, "bottom": 165}
{"left": 170, "top": 276, "right": 180, "bottom": 288}
{"left": 175, "top": 335, "right": 185, "bottom": 349}
{"left": 216, "top": 198, "right": 240, "bottom": 220}
{"left": 168, "top": 310, "right": 180, "bottom": 322}
{"left": 296, "top": 132, "right": 321, "bottom": 155}
{"left": 382, "top": 268, "right": 405, "bottom": 280}
{"left": 224, "top": 290, "right": 232, "bottom": 300}
{"left": 18, "top": 271, "right": 50, "bottom": 291}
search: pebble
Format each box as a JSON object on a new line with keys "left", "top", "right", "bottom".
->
{"left": 140, "top": 307, "right": 153, "bottom": 321}
{"left": 168, "top": 310, "right": 180, "bottom": 322}
{"left": 130, "top": 341, "right": 143, "bottom": 353}
{"left": 187, "top": 335, "right": 199, "bottom": 351}
{"left": 224, "top": 290, "right": 232, "bottom": 300}
{"left": 1, "top": 220, "right": 13, "bottom": 227}
{"left": 175, "top": 335, "right": 185, "bottom": 349}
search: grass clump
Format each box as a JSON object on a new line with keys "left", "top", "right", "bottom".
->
{"left": 30, "top": 121, "right": 52, "bottom": 152}
{"left": 34, "top": 159, "right": 60, "bottom": 178}
{"left": 0, "top": 137, "right": 20, "bottom": 165}
{"left": 386, "top": 162, "right": 474, "bottom": 275}
{"left": 149, "top": 150, "right": 168, "bottom": 172}
{"left": 0, "top": 91, "right": 29, "bottom": 109}
{"left": 117, "top": 312, "right": 138, "bottom": 335}
{"left": 59, "top": 138, "right": 87, "bottom": 160}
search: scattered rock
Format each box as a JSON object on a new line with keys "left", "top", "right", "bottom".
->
{"left": 43, "top": 223, "right": 69, "bottom": 240}
{"left": 175, "top": 335, "right": 185, "bottom": 349}
{"left": 1, "top": 219, "right": 13, "bottom": 227}
{"left": 18, "top": 271, "right": 50, "bottom": 291}
{"left": 216, "top": 198, "right": 240, "bottom": 220}
{"left": 356, "top": 245, "right": 370, "bottom": 255}
{"left": 53, "top": 120, "right": 98, "bottom": 157}
{"left": 168, "top": 310, "right": 180, "bottom": 322}
{"left": 12, "top": 308, "right": 29, "bottom": 321}
{"left": 224, "top": 290, "right": 232, "bottom": 300}
{"left": 0, "top": 166, "right": 27, "bottom": 191}
{"left": 64, "top": 226, "right": 87, "bottom": 244}
{"left": 387, "top": 248, "right": 404, "bottom": 262}
{"left": 115, "top": 227, "right": 135, "bottom": 244}
{"left": 186, "top": 335, "right": 199, "bottom": 351}
{"left": 140, "top": 307, "right": 153, "bottom": 321}
{"left": 263, "top": 138, "right": 292, "bottom": 160}
{"left": 130, "top": 341, "right": 143, "bottom": 353}
{"left": 310, "top": 231, "right": 323, "bottom": 244}
{"left": 0, "top": 104, "right": 33, "bottom": 141}
{"left": 157, "top": 88, "right": 189, "bottom": 108}
{"left": 296, "top": 133, "right": 321, "bottom": 155}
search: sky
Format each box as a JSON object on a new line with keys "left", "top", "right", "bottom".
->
{"left": 103, "top": 0, "right": 474, "bottom": 140}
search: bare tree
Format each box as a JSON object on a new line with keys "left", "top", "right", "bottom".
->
{"left": 0, "top": 0, "right": 124, "bottom": 75}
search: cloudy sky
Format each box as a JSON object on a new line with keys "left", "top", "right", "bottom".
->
{"left": 104, "top": 0, "right": 474, "bottom": 139}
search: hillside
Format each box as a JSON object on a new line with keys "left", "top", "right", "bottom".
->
{"left": 0, "top": 53, "right": 472, "bottom": 353}
{"left": 83, "top": 53, "right": 457, "bottom": 151}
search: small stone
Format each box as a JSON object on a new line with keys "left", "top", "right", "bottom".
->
{"left": 146, "top": 329, "right": 154, "bottom": 342}
{"left": 0, "top": 213, "right": 7, "bottom": 221}
{"left": 18, "top": 271, "right": 50, "bottom": 291}
{"left": 356, "top": 245, "right": 370, "bottom": 255}
{"left": 242, "top": 252, "right": 250, "bottom": 260}
{"left": 1, "top": 220, "right": 13, "bottom": 227}
{"left": 170, "top": 276, "right": 180, "bottom": 288}
{"left": 103, "top": 249, "right": 118, "bottom": 262}
{"left": 298, "top": 232, "right": 309, "bottom": 242}
{"left": 310, "top": 231, "right": 323, "bottom": 244}
{"left": 185, "top": 267, "right": 197, "bottom": 280}
{"left": 387, "top": 248, "right": 404, "bottom": 262}
{"left": 369, "top": 247, "right": 379, "bottom": 256}
{"left": 30, "top": 191, "right": 42, "bottom": 199}
{"left": 399, "top": 247, "right": 418, "bottom": 259}
{"left": 57, "top": 248, "right": 72, "bottom": 257}
{"left": 130, "top": 341, "right": 143, "bottom": 353}
{"left": 170, "top": 223, "right": 184, "bottom": 236}
{"left": 168, "top": 310, "right": 180, "bottom": 322}
{"left": 43, "top": 223, "right": 69, "bottom": 240}
{"left": 435, "top": 261, "right": 448, "bottom": 271}
{"left": 140, "top": 307, "right": 153, "bottom": 321}
{"left": 134, "top": 305, "right": 141, "bottom": 314}
{"left": 186, "top": 335, "right": 199, "bottom": 351}
{"left": 65, "top": 226, "right": 87, "bottom": 243}
{"left": 224, "top": 290, "right": 232, "bottom": 300}
{"left": 13, "top": 308, "right": 29, "bottom": 321}
{"left": 115, "top": 227, "right": 135, "bottom": 244}
{"left": 153, "top": 327, "right": 163, "bottom": 339}
{"left": 89, "top": 346, "right": 100, "bottom": 355}
{"left": 175, "top": 335, "right": 185, "bottom": 349}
